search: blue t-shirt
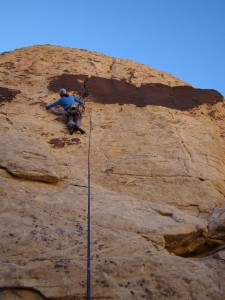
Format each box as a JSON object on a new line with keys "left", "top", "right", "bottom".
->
{"left": 46, "top": 95, "right": 83, "bottom": 111}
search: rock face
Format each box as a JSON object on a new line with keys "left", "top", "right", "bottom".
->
{"left": 0, "top": 45, "right": 225, "bottom": 299}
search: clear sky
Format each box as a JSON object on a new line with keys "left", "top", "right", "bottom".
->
{"left": 1, "top": 0, "right": 225, "bottom": 96}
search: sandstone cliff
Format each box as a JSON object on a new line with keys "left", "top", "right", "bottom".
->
{"left": 0, "top": 45, "right": 225, "bottom": 299}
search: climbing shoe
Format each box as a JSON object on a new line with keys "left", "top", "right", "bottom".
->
{"left": 69, "top": 124, "right": 78, "bottom": 135}
{"left": 78, "top": 127, "right": 86, "bottom": 134}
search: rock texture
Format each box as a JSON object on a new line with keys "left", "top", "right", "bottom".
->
{"left": 0, "top": 45, "right": 225, "bottom": 299}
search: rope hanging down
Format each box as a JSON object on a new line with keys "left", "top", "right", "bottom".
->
{"left": 87, "top": 109, "right": 92, "bottom": 300}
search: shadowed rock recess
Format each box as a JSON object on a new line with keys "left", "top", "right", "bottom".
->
{"left": 48, "top": 74, "right": 223, "bottom": 110}
{"left": 0, "top": 86, "right": 21, "bottom": 103}
{"left": 0, "top": 45, "right": 225, "bottom": 299}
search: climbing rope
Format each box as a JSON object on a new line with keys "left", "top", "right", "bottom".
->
{"left": 87, "top": 108, "right": 92, "bottom": 300}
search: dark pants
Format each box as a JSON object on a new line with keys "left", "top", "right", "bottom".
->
{"left": 66, "top": 108, "right": 82, "bottom": 129}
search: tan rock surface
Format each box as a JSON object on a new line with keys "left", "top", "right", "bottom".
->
{"left": 0, "top": 45, "right": 225, "bottom": 299}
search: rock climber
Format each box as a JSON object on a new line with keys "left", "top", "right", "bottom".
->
{"left": 46, "top": 88, "right": 85, "bottom": 135}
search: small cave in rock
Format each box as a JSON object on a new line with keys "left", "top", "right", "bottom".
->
{"left": 0, "top": 87, "right": 21, "bottom": 104}
{"left": 48, "top": 74, "right": 223, "bottom": 111}
{"left": 0, "top": 287, "right": 46, "bottom": 300}
{"left": 164, "top": 230, "right": 224, "bottom": 258}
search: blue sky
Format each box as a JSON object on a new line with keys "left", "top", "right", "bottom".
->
{"left": 1, "top": 0, "right": 225, "bottom": 96}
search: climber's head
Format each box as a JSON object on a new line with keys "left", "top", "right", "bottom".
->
{"left": 59, "top": 88, "right": 67, "bottom": 96}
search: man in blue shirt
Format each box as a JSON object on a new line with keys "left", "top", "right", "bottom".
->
{"left": 46, "top": 88, "right": 85, "bottom": 135}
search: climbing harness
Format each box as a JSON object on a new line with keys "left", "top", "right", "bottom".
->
{"left": 78, "top": 102, "right": 86, "bottom": 113}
